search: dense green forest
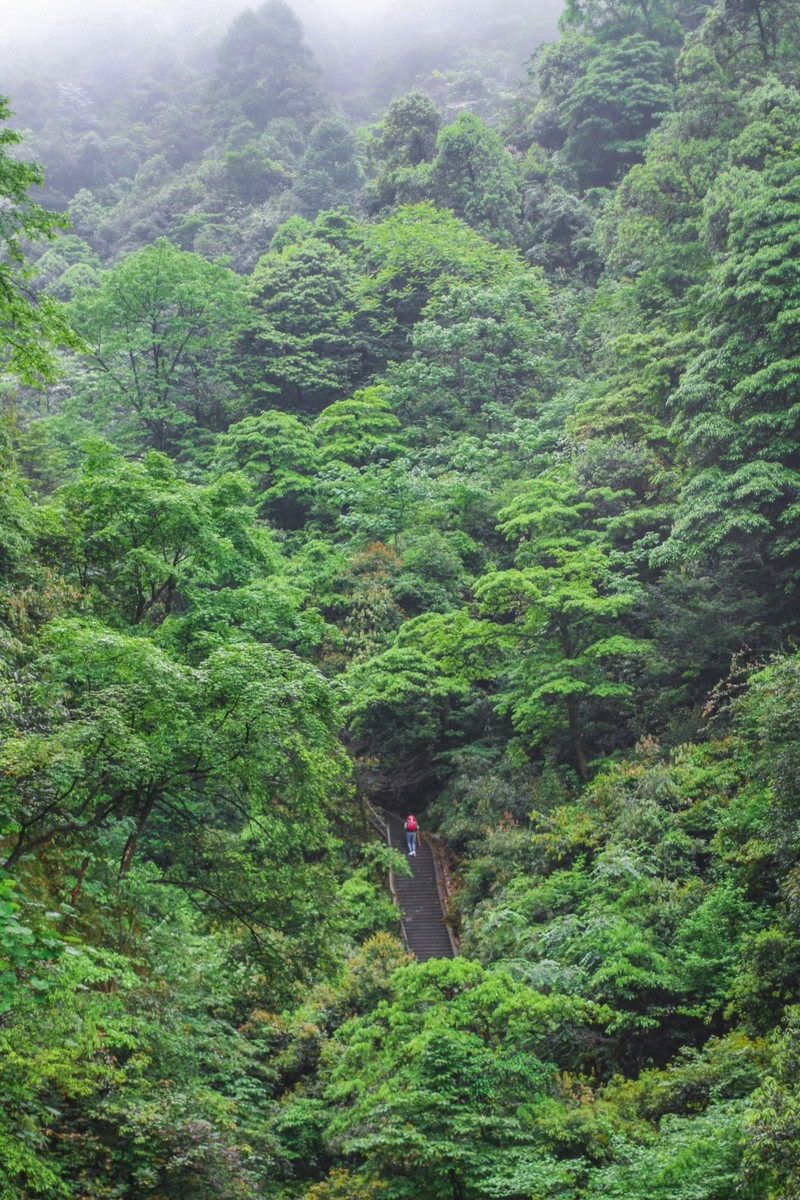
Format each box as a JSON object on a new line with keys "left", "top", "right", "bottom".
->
{"left": 2, "top": 0, "right": 800, "bottom": 1194}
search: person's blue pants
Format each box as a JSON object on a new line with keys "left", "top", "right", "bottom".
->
{"left": 406, "top": 830, "right": 417, "bottom": 853}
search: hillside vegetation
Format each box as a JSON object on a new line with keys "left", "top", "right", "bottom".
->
{"left": 2, "top": 0, "right": 800, "bottom": 1196}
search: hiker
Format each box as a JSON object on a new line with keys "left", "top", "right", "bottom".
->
{"left": 404, "top": 814, "right": 418, "bottom": 856}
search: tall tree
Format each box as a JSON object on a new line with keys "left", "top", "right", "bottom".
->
{"left": 475, "top": 471, "right": 647, "bottom": 778}
{"left": 654, "top": 110, "right": 800, "bottom": 619}
{"left": 318, "top": 959, "right": 596, "bottom": 1200}
{"left": 208, "top": 0, "right": 326, "bottom": 133}
{"left": 50, "top": 441, "right": 270, "bottom": 628}
{"left": 561, "top": 0, "right": 708, "bottom": 41}
{"left": 562, "top": 34, "right": 675, "bottom": 188}
{"left": 237, "top": 233, "right": 378, "bottom": 412}
{"left": 389, "top": 271, "right": 557, "bottom": 435}
{"left": 365, "top": 91, "right": 441, "bottom": 213}
{"left": 216, "top": 410, "right": 319, "bottom": 526}
{"left": 0, "top": 621, "right": 350, "bottom": 978}
{"left": 67, "top": 240, "right": 244, "bottom": 456}
{"left": 295, "top": 117, "right": 364, "bottom": 216}
{"left": 361, "top": 203, "right": 525, "bottom": 357}
{"left": 429, "top": 112, "right": 524, "bottom": 244}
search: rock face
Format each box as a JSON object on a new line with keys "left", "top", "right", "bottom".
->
{"left": 385, "top": 811, "right": 455, "bottom": 962}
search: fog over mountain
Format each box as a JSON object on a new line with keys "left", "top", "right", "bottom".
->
{"left": 4, "top": 0, "right": 563, "bottom": 115}
{"left": 4, "top": 0, "right": 560, "bottom": 49}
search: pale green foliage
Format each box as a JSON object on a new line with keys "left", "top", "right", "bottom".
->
{"left": 52, "top": 441, "right": 272, "bottom": 625}
{"left": 67, "top": 239, "right": 244, "bottom": 455}
{"left": 216, "top": 409, "right": 319, "bottom": 525}
{"left": 361, "top": 203, "right": 526, "bottom": 352}
{"left": 0, "top": 417, "right": 37, "bottom": 579}
{"left": 314, "top": 388, "right": 402, "bottom": 467}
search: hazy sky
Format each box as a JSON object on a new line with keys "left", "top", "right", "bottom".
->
{"left": 4, "top": 0, "right": 561, "bottom": 47}
{"left": 4, "top": 0, "right": 410, "bottom": 40}
{"left": 4, "top": 0, "right": 241, "bottom": 40}
{"left": 2, "top": 0, "right": 405, "bottom": 91}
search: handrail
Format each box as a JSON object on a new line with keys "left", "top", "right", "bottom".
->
{"left": 366, "top": 800, "right": 411, "bottom": 954}
{"left": 427, "top": 833, "right": 459, "bottom": 958}
{"left": 366, "top": 800, "right": 388, "bottom": 839}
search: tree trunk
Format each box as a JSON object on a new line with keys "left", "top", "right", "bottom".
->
{"left": 449, "top": 1170, "right": 467, "bottom": 1200}
{"left": 566, "top": 694, "right": 588, "bottom": 782}
{"left": 62, "top": 855, "right": 91, "bottom": 933}
{"left": 119, "top": 792, "right": 157, "bottom": 878}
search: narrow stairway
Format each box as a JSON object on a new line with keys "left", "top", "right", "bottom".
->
{"left": 383, "top": 810, "right": 455, "bottom": 962}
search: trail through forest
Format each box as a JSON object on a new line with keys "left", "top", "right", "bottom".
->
{"left": 383, "top": 810, "right": 455, "bottom": 961}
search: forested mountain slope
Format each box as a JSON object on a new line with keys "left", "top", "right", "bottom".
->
{"left": 2, "top": 0, "right": 800, "bottom": 1195}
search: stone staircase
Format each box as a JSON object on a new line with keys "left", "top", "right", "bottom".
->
{"left": 382, "top": 810, "right": 455, "bottom": 962}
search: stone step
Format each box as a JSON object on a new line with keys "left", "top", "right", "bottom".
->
{"left": 382, "top": 809, "right": 455, "bottom": 962}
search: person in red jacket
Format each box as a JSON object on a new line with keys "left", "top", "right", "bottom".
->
{"left": 404, "top": 814, "right": 418, "bottom": 856}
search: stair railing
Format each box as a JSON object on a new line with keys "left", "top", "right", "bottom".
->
{"left": 366, "top": 800, "right": 411, "bottom": 954}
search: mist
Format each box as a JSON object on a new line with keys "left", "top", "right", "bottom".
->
{"left": 3, "top": 0, "right": 564, "bottom": 119}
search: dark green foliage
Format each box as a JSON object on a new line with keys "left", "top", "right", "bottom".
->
{"left": 318, "top": 959, "right": 593, "bottom": 1199}
{"left": 397, "top": 270, "right": 556, "bottom": 427}
{"left": 296, "top": 117, "right": 364, "bottom": 216}
{"left": 475, "top": 470, "right": 648, "bottom": 778}
{"left": 224, "top": 143, "right": 293, "bottom": 205}
{"left": 313, "top": 389, "right": 403, "bottom": 468}
{"left": 363, "top": 91, "right": 441, "bottom": 214}
{"left": 208, "top": 0, "right": 326, "bottom": 133}
{"left": 216, "top": 410, "right": 320, "bottom": 526}
{"left": 562, "top": 35, "right": 675, "bottom": 188}
{"left": 656, "top": 135, "right": 800, "bottom": 601}
{"left": 238, "top": 231, "right": 378, "bottom": 411}
{"left": 698, "top": 0, "right": 800, "bottom": 78}
{"left": 508, "top": 36, "right": 591, "bottom": 154}
{"left": 584, "top": 1101, "right": 763, "bottom": 1199}
{"left": 561, "top": 0, "right": 709, "bottom": 42}
{"left": 525, "top": 184, "right": 602, "bottom": 280}
{"left": 429, "top": 112, "right": 524, "bottom": 243}
{"left": 743, "top": 1006, "right": 800, "bottom": 1198}
{"left": 379, "top": 91, "right": 442, "bottom": 168}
